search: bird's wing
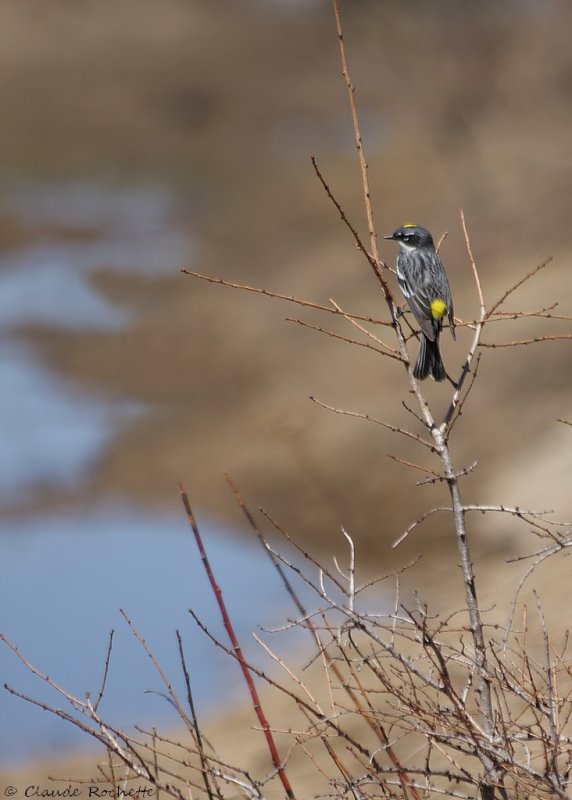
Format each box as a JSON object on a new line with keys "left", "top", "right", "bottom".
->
{"left": 407, "top": 284, "right": 440, "bottom": 341}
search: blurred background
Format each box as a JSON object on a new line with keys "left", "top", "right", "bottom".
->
{"left": 1, "top": 0, "right": 572, "bottom": 773}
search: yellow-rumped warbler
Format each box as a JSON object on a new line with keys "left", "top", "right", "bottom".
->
{"left": 384, "top": 224, "right": 455, "bottom": 382}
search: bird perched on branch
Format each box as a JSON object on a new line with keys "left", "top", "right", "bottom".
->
{"left": 384, "top": 224, "right": 455, "bottom": 382}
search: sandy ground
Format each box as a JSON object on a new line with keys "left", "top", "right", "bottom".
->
{"left": 1, "top": 0, "right": 572, "bottom": 788}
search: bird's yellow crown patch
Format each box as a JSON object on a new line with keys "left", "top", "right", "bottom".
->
{"left": 431, "top": 299, "right": 447, "bottom": 320}
{"left": 403, "top": 223, "right": 417, "bottom": 228}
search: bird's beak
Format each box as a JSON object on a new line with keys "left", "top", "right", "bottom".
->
{"left": 383, "top": 234, "right": 396, "bottom": 240}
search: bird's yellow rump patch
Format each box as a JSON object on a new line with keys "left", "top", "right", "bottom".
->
{"left": 431, "top": 298, "right": 447, "bottom": 320}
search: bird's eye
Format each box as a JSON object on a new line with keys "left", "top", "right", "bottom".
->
{"left": 403, "top": 235, "right": 410, "bottom": 242}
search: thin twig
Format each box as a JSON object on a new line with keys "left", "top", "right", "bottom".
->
{"left": 176, "top": 630, "right": 219, "bottom": 800}
{"left": 442, "top": 211, "right": 485, "bottom": 434}
{"left": 330, "top": 297, "right": 400, "bottom": 355}
{"left": 332, "top": 0, "right": 385, "bottom": 294}
{"left": 415, "top": 460, "right": 477, "bottom": 487}
{"left": 311, "top": 395, "right": 434, "bottom": 450}
{"left": 93, "top": 628, "right": 115, "bottom": 713}
{"left": 480, "top": 333, "right": 572, "bottom": 348}
{"left": 258, "top": 506, "right": 346, "bottom": 594}
{"left": 445, "top": 353, "right": 482, "bottom": 438}
{"left": 393, "top": 507, "right": 454, "bottom": 548}
{"left": 387, "top": 452, "right": 442, "bottom": 480}
{"left": 487, "top": 257, "right": 554, "bottom": 318}
{"left": 286, "top": 316, "right": 403, "bottom": 362}
{"left": 311, "top": 156, "right": 381, "bottom": 280}
{"left": 181, "top": 269, "right": 388, "bottom": 325}
{"left": 120, "top": 610, "right": 195, "bottom": 736}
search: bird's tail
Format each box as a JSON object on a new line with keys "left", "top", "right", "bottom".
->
{"left": 414, "top": 334, "right": 446, "bottom": 382}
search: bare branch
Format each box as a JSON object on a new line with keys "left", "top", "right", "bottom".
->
{"left": 487, "top": 256, "right": 554, "bottom": 317}
{"left": 332, "top": 0, "right": 385, "bottom": 294}
{"left": 393, "top": 507, "right": 453, "bottom": 549}
{"left": 310, "top": 155, "right": 382, "bottom": 281}
{"left": 386, "top": 452, "right": 442, "bottom": 480}
{"left": 286, "top": 316, "right": 403, "bottom": 362}
{"left": 181, "top": 268, "right": 388, "bottom": 326}
{"left": 442, "top": 211, "right": 485, "bottom": 434}
{"left": 329, "top": 297, "right": 401, "bottom": 355}
{"left": 93, "top": 628, "right": 115, "bottom": 714}
{"left": 310, "top": 395, "right": 434, "bottom": 450}
{"left": 480, "top": 333, "right": 572, "bottom": 348}
{"left": 176, "top": 630, "right": 219, "bottom": 800}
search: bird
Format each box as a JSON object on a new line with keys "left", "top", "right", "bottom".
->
{"left": 384, "top": 224, "right": 455, "bottom": 382}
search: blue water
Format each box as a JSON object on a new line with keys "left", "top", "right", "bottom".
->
{"left": 0, "top": 181, "right": 196, "bottom": 505}
{"left": 0, "top": 344, "right": 142, "bottom": 504}
{"left": 2, "top": 182, "right": 194, "bottom": 277}
{"left": 0, "top": 506, "right": 305, "bottom": 764}
{"left": 0, "top": 181, "right": 190, "bottom": 505}
{"left": 0, "top": 181, "right": 282, "bottom": 764}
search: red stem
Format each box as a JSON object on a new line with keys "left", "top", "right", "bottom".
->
{"left": 179, "top": 485, "right": 296, "bottom": 800}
